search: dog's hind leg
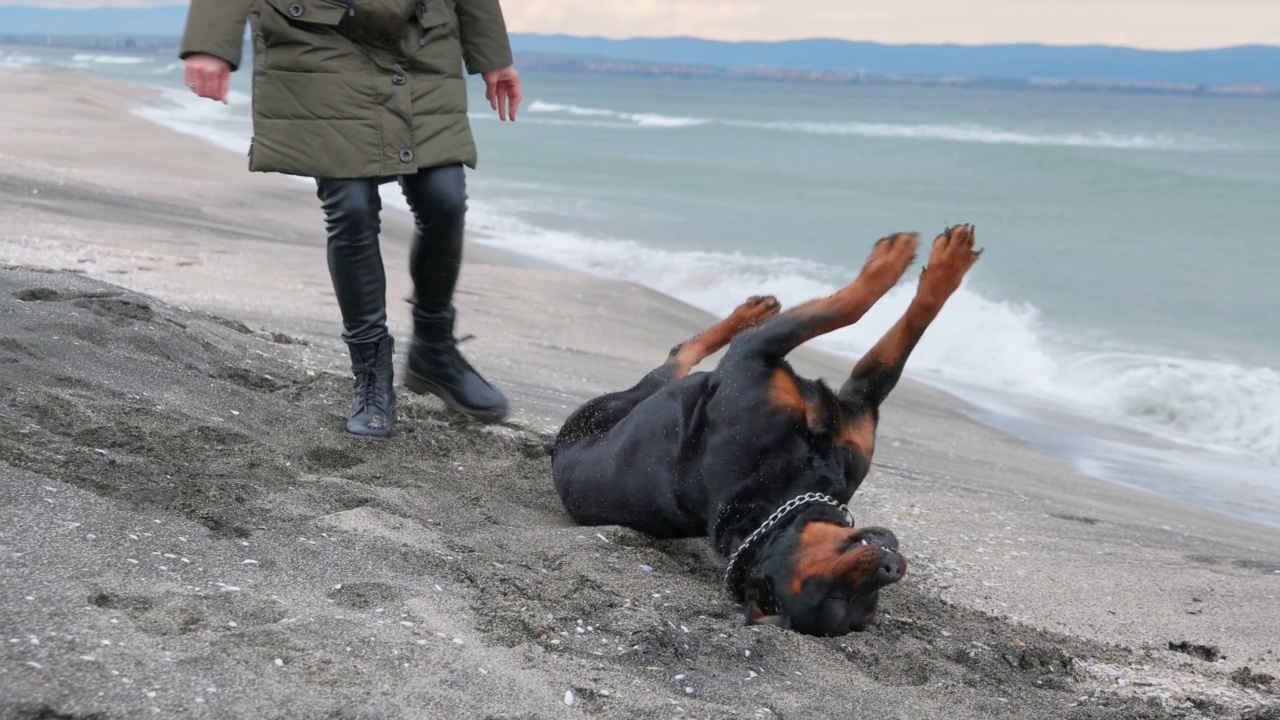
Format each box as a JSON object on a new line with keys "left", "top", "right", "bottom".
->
{"left": 727, "top": 232, "right": 919, "bottom": 365}
{"left": 553, "top": 295, "right": 781, "bottom": 449}
{"left": 667, "top": 295, "right": 782, "bottom": 380}
{"left": 839, "top": 224, "right": 981, "bottom": 409}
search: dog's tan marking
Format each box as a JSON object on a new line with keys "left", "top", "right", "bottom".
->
{"left": 849, "top": 225, "right": 981, "bottom": 383}
{"left": 768, "top": 368, "right": 824, "bottom": 429}
{"left": 769, "top": 368, "right": 806, "bottom": 414}
{"left": 776, "top": 232, "right": 917, "bottom": 345}
{"left": 671, "top": 295, "right": 780, "bottom": 379}
{"left": 844, "top": 222, "right": 983, "bottom": 397}
{"left": 836, "top": 414, "right": 876, "bottom": 458}
{"left": 916, "top": 224, "right": 982, "bottom": 310}
{"left": 789, "top": 521, "right": 875, "bottom": 595}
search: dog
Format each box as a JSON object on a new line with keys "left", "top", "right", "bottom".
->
{"left": 551, "top": 225, "right": 980, "bottom": 636}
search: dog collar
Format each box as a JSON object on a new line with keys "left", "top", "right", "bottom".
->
{"left": 723, "top": 492, "right": 853, "bottom": 601}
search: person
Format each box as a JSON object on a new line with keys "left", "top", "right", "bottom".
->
{"left": 179, "top": 0, "right": 521, "bottom": 438}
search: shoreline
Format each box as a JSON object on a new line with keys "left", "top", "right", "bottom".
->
{"left": 9, "top": 43, "right": 1280, "bottom": 535}
{"left": 3, "top": 65, "right": 1279, "bottom": 718}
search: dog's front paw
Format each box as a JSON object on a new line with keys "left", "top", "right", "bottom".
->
{"left": 860, "top": 232, "right": 918, "bottom": 294}
{"left": 919, "top": 224, "right": 981, "bottom": 303}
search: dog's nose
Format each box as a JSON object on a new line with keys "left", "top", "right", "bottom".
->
{"left": 876, "top": 552, "right": 905, "bottom": 584}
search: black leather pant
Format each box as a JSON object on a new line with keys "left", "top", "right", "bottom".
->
{"left": 316, "top": 164, "right": 467, "bottom": 346}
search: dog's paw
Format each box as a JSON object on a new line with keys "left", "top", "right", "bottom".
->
{"left": 860, "top": 232, "right": 919, "bottom": 294}
{"left": 919, "top": 224, "right": 981, "bottom": 301}
{"left": 729, "top": 295, "right": 782, "bottom": 330}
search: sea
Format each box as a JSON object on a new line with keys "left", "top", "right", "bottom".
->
{"left": 4, "top": 45, "right": 1277, "bottom": 528}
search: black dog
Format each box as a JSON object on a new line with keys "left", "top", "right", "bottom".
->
{"left": 551, "top": 226, "right": 981, "bottom": 635}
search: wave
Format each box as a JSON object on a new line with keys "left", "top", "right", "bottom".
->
{"left": 527, "top": 101, "right": 616, "bottom": 117}
{"left": 0, "top": 51, "right": 41, "bottom": 68}
{"left": 131, "top": 86, "right": 254, "bottom": 156}
{"left": 1055, "top": 353, "right": 1280, "bottom": 456}
{"left": 525, "top": 98, "right": 1222, "bottom": 150}
{"left": 527, "top": 100, "right": 710, "bottom": 129}
{"left": 71, "top": 53, "right": 151, "bottom": 65}
{"left": 460, "top": 200, "right": 1279, "bottom": 459}
{"left": 731, "top": 120, "right": 1202, "bottom": 150}
{"left": 111, "top": 75, "right": 1275, "bottom": 458}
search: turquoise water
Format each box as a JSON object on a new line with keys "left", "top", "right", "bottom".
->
{"left": 5, "top": 46, "right": 1277, "bottom": 525}
{"left": 476, "top": 74, "right": 1280, "bottom": 365}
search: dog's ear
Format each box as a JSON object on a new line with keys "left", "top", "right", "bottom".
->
{"left": 744, "top": 601, "right": 790, "bottom": 629}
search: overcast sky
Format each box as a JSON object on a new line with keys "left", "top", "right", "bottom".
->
{"left": 7, "top": 0, "right": 1278, "bottom": 50}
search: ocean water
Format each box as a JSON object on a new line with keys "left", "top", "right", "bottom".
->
{"left": 5, "top": 46, "right": 1278, "bottom": 526}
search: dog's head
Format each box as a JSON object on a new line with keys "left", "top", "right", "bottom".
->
{"left": 744, "top": 520, "right": 905, "bottom": 636}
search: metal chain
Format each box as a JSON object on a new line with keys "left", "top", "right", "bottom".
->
{"left": 723, "top": 492, "right": 851, "bottom": 597}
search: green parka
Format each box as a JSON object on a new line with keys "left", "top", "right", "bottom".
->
{"left": 179, "top": 0, "right": 513, "bottom": 178}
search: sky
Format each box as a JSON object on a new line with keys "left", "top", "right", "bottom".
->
{"left": 5, "top": 0, "right": 1279, "bottom": 50}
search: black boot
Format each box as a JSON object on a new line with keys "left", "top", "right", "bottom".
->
{"left": 346, "top": 336, "right": 396, "bottom": 438}
{"left": 404, "top": 311, "right": 508, "bottom": 423}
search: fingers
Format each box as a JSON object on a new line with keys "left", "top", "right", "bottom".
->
{"left": 485, "top": 80, "right": 498, "bottom": 113}
{"left": 192, "top": 72, "right": 211, "bottom": 100}
{"left": 491, "top": 80, "right": 521, "bottom": 122}
{"left": 494, "top": 85, "right": 507, "bottom": 121}
{"left": 192, "top": 64, "right": 214, "bottom": 99}
{"left": 196, "top": 72, "right": 222, "bottom": 102}
{"left": 211, "top": 64, "right": 229, "bottom": 102}
{"left": 216, "top": 70, "right": 230, "bottom": 104}
{"left": 507, "top": 80, "right": 521, "bottom": 121}
{"left": 184, "top": 55, "right": 230, "bottom": 103}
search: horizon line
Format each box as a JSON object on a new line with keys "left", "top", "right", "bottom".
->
{"left": 515, "top": 32, "right": 1280, "bottom": 54}
{"left": 2, "top": 5, "right": 1278, "bottom": 53}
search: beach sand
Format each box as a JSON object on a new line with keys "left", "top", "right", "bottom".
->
{"left": 1, "top": 66, "right": 1278, "bottom": 719}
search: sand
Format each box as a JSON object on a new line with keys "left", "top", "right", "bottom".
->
{"left": 1, "top": 65, "right": 1278, "bottom": 719}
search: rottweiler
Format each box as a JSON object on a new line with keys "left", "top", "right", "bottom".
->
{"left": 551, "top": 225, "right": 981, "bottom": 635}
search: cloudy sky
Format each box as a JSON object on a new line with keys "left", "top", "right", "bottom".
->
{"left": 7, "top": 0, "right": 1278, "bottom": 50}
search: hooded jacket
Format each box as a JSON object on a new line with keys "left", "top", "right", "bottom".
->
{"left": 180, "top": 0, "right": 513, "bottom": 178}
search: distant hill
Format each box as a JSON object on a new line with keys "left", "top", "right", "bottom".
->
{"left": 2, "top": 4, "right": 1278, "bottom": 86}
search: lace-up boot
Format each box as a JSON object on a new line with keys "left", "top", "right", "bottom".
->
{"left": 404, "top": 310, "right": 507, "bottom": 423}
{"left": 346, "top": 336, "right": 396, "bottom": 437}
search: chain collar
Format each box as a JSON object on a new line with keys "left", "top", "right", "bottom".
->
{"left": 723, "top": 492, "right": 853, "bottom": 600}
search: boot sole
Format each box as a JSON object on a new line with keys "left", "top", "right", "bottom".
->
{"left": 345, "top": 428, "right": 392, "bottom": 440}
{"left": 404, "top": 369, "right": 508, "bottom": 424}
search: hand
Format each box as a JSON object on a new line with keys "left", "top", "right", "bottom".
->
{"left": 184, "top": 53, "right": 232, "bottom": 103}
{"left": 481, "top": 66, "right": 521, "bottom": 121}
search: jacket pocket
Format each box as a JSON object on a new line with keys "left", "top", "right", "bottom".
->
{"left": 262, "top": 0, "right": 349, "bottom": 26}
{"left": 257, "top": 0, "right": 359, "bottom": 72}
{"left": 417, "top": 0, "right": 452, "bottom": 29}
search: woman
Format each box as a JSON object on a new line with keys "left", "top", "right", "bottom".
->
{"left": 180, "top": 0, "right": 522, "bottom": 437}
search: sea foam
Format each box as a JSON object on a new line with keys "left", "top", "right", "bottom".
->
{"left": 525, "top": 98, "right": 1224, "bottom": 151}
{"left": 116, "top": 72, "right": 1280, "bottom": 461}
{"left": 71, "top": 53, "right": 151, "bottom": 65}
{"left": 462, "top": 198, "right": 1280, "bottom": 460}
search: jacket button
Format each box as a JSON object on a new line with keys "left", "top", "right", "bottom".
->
{"left": 288, "top": 3, "right": 303, "bottom": 16}
{"left": 399, "top": 149, "right": 414, "bottom": 163}
{"left": 392, "top": 73, "right": 406, "bottom": 86}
